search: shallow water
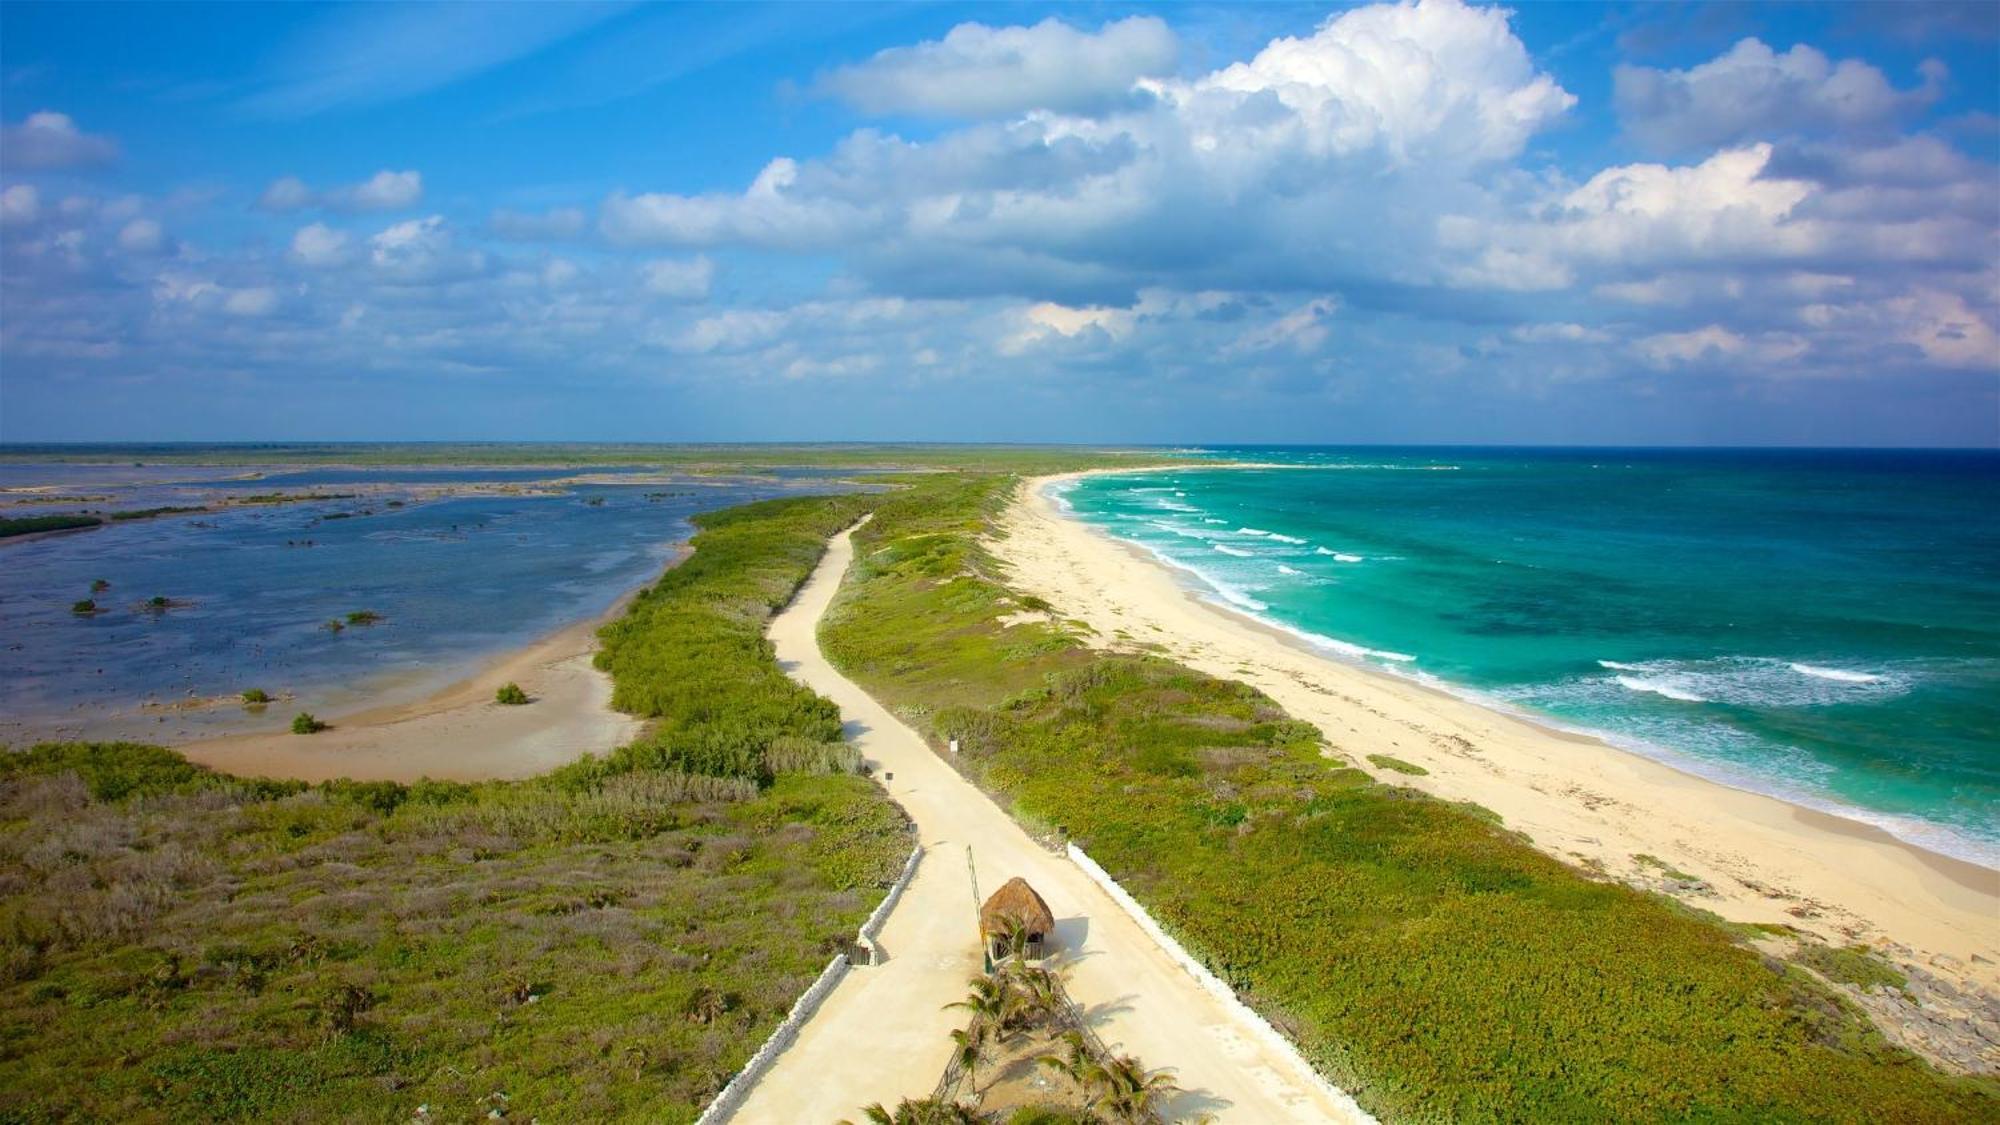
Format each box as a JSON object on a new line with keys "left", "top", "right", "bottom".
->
{"left": 1060, "top": 448, "right": 2000, "bottom": 866}
{"left": 0, "top": 465, "right": 852, "bottom": 743}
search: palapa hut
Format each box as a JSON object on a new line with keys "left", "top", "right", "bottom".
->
{"left": 980, "top": 876, "right": 1055, "bottom": 961}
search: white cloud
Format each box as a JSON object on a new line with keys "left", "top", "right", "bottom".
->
{"left": 668, "top": 308, "right": 788, "bottom": 354}
{"left": 289, "top": 222, "right": 352, "bottom": 267}
{"left": 334, "top": 169, "right": 423, "bottom": 211}
{"left": 0, "top": 111, "right": 117, "bottom": 169}
{"left": 0, "top": 184, "right": 39, "bottom": 226}
{"left": 1511, "top": 322, "right": 1612, "bottom": 344}
{"left": 490, "top": 206, "right": 587, "bottom": 241}
{"left": 1635, "top": 325, "right": 1808, "bottom": 368}
{"left": 641, "top": 255, "right": 715, "bottom": 300}
{"left": 368, "top": 215, "right": 485, "bottom": 282}
{"left": 820, "top": 16, "right": 1178, "bottom": 118}
{"left": 259, "top": 169, "right": 423, "bottom": 213}
{"left": 1617, "top": 39, "right": 1945, "bottom": 153}
{"left": 223, "top": 287, "right": 279, "bottom": 317}
{"left": 1228, "top": 298, "right": 1339, "bottom": 355}
{"left": 116, "top": 218, "right": 165, "bottom": 254}
{"left": 542, "top": 258, "right": 580, "bottom": 287}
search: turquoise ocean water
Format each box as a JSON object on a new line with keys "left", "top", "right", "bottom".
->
{"left": 1055, "top": 448, "right": 2000, "bottom": 867}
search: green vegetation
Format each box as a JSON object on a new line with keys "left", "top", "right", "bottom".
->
{"left": 819, "top": 473, "right": 1994, "bottom": 1123}
{"left": 70, "top": 599, "right": 97, "bottom": 615}
{"left": 147, "top": 595, "right": 170, "bottom": 609}
{"left": 0, "top": 513, "right": 101, "bottom": 538}
{"left": 107, "top": 505, "right": 208, "bottom": 521}
{"left": 344, "top": 610, "right": 383, "bottom": 626}
{"left": 290, "top": 712, "right": 326, "bottom": 735}
{"left": 240, "top": 689, "right": 271, "bottom": 705}
{"left": 1797, "top": 943, "right": 1911, "bottom": 997}
{"left": 322, "top": 618, "right": 344, "bottom": 633}
{"left": 0, "top": 492, "right": 910, "bottom": 1123}
{"left": 495, "top": 682, "right": 529, "bottom": 705}
{"left": 1366, "top": 753, "right": 1429, "bottom": 776}
{"left": 90, "top": 578, "right": 110, "bottom": 593}
{"left": 236, "top": 491, "right": 361, "bottom": 505}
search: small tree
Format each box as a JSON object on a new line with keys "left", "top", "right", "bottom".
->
{"left": 241, "top": 688, "right": 272, "bottom": 705}
{"left": 292, "top": 712, "right": 326, "bottom": 734}
{"left": 495, "top": 682, "right": 529, "bottom": 705}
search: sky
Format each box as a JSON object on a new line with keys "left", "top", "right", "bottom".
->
{"left": 1, "top": 0, "right": 1996, "bottom": 446}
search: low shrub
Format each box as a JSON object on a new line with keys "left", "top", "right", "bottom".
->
{"left": 240, "top": 689, "right": 271, "bottom": 705}
{"left": 290, "top": 713, "right": 326, "bottom": 735}
{"left": 1366, "top": 753, "right": 1429, "bottom": 776}
{"left": 495, "top": 682, "right": 529, "bottom": 705}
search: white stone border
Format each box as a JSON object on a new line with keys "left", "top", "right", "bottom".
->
{"left": 857, "top": 842, "right": 924, "bottom": 965}
{"left": 694, "top": 953, "right": 851, "bottom": 1125}
{"left": 1066, "top": 843, "right": 1378, "bottom": 1124}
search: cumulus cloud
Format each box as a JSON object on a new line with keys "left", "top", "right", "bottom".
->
{"left": 116, "top": 218, "right": 165, "bottom": 254}
{"left": 819, "top": 16, "right": 1179, "bottom": 118}
{"left": 0, "top": 184, "right": 39, "bottom": 226}
{"left": 259, "top": 169, "right": 423, "bottom": 213}
{"left": 368, "top": 215, "right": 485, "bottom": 283}
{"left": 1616, "top": 39, "right": 1946, "bottom": 153}
{"left": 641, "top": 255, "right": 714, "bottom": 300}
{"left": 289, "top": 222, "right": 352, "bottom": 267}
{"left": 0, "top": 111, "right": 118, "bottom": 169}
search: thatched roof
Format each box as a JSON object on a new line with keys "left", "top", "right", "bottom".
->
{"left": 980, "top": 876, "right": 1054, "bottom": 936}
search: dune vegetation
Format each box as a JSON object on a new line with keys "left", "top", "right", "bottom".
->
{"left": 0, "top": 493, "right": 910, "bottom": 1123}
{"left": 818, "top": 472, "right": 1997, "bottom": 1123}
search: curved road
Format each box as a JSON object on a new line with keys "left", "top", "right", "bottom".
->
{"left": 732, "top": 522, "right": 1366, "bottom": 1123}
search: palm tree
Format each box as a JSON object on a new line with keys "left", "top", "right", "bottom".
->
{"left": 1036, "top": 1030, "right": 1097, "bottom": 1087}
{"left": 944, "top": 973, "right": 1018, "bottom": 1037}
{"left": 1092, "top": 1054, "right": 1180, "bottom": 1124}
{"left": 948, "top": 1023, "right": 991, "bottom": 1092}
{"left": 843, "top": 1098, "right": 985, "bottom": 1125}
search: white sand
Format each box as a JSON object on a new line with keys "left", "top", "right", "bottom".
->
{"left": 177, "top": 587, "right": 651, "bottom": 784}
{"left": 995, "top": 471, "right": 2000, "bottom": 1016}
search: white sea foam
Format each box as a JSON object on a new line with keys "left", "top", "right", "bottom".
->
{"left": 1268, "top": 533, "right": 1307, "bottom": 544}
{"left": 1236, "top": 527, "right": 1271, "bottom": 537}
{"left": 1789, "top": 662, "right": 1883, "bottom": 684}
{"left": 1213, "top": 543, "right": 1253, "bottom": 557}
{"left": 1596, "top": 657, "right": 1910, "bottom": 708}
{"left": 1277, "top": 564, "right": 1303, "bottom": 576}
{"left": 1615, "top": 675, "right": 1707, "bottom": 703}
{"left": 1333, "top": 553, "right": 1363, "bottom": 563}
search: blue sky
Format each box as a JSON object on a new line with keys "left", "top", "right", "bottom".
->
{"left": 2, "top": 1, "right": 1995, "bottom": 445}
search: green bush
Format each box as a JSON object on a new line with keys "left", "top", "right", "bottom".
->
{"left": 90, "top": 579, "right": 110, "bottom": 593}
{"left": 495, "top": 682, "right": 529, "bottom": 705}
{"left": 0, "top": 514, "right": 101, "bottom": 538}
{"left": 71, "top": 599, "right": 97, "bottom": 615}
{"left": 240, "top": 689, "right": 271, "bottom": 705}
{"left": 345, "top": 610, "right": 382, "bottom": 626}
{"left": 290, "top": 713, "right": 326, "bottom": 735}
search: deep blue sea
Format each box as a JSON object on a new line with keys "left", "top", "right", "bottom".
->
{"left": 1057, "top": 448, "right": 2000, "bottom": 866}
{"left": 0, "top": 465, "right": 851, "bottom": 743}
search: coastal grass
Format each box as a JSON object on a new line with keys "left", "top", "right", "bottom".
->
{"left": 0, "top": 514, "right": 101, "bottom": 538}
{"left": 1366, "top": 753, "right": 1429, "bottom": 776}
{"left": 819, "top": 473, "right": 1996, "bottom": 1123}
{"left": 0, "top": 492, "right": 911, "bottom": 1123}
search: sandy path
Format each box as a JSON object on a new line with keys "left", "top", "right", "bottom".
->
{"left": 177, "top": 589, "right": 649, "bottom": 783}
{"left": 734, "top": 522, "right": 1369, "bottom": 1124}
{"left": 996, "top": 473, "right": 2000, "bottom": 1018}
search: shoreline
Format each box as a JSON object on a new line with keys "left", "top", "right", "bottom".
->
{"left": 1000, "top": 468, "right": 1999, "bottom": 1009}
{"left": 171, "top": 550, "right": 678, "bottom": 784}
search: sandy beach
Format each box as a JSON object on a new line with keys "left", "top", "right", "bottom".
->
{"left": 175, "top": 566, "right": 665, "bottom": 784}
{"left": 997, "top": 470, "right": 2000, "bottom": 1067}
